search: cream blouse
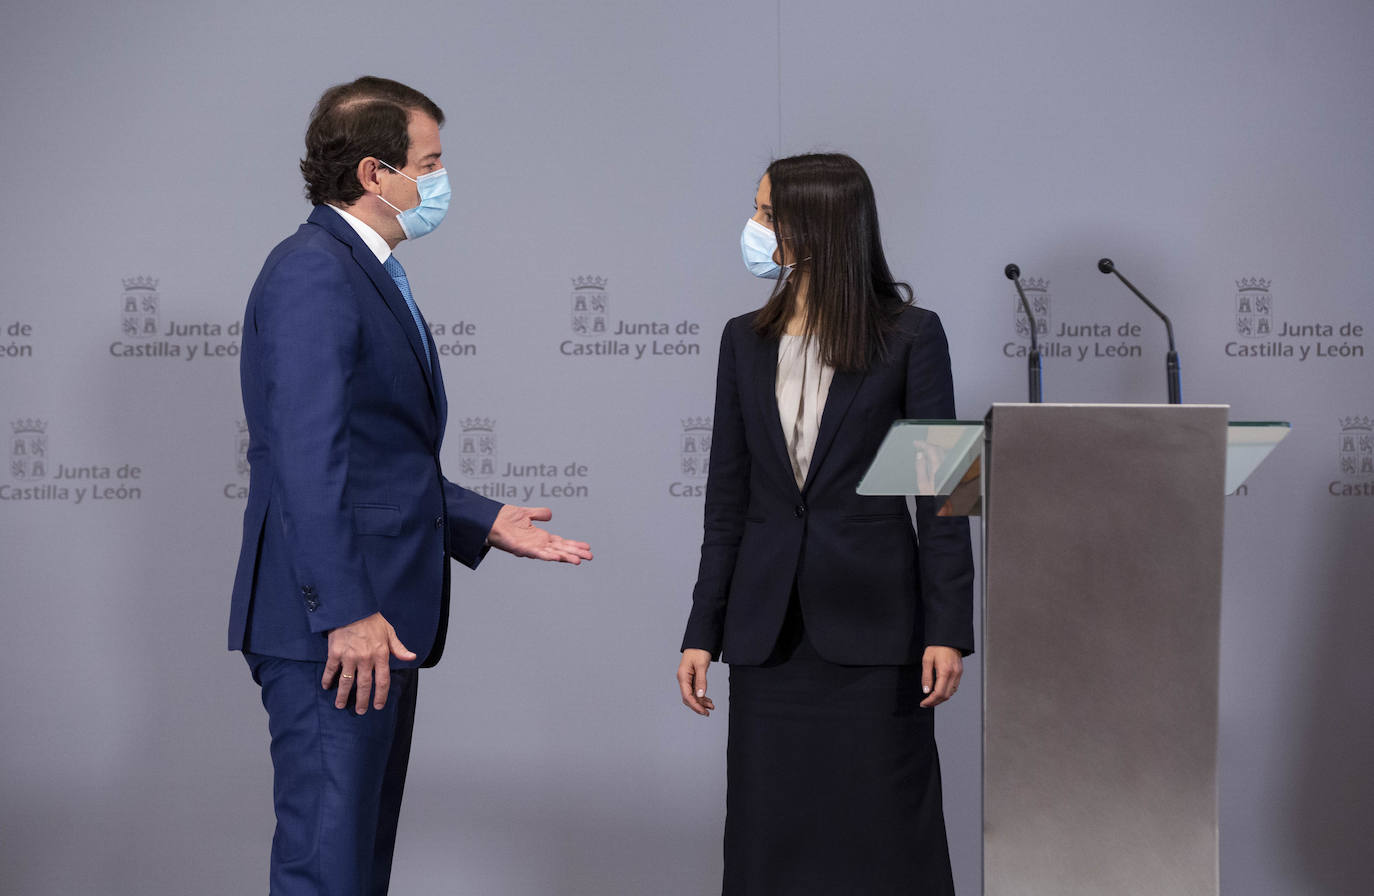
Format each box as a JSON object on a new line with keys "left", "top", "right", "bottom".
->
{"left": 776, "top": 333, "right": 835, "bottom": 489}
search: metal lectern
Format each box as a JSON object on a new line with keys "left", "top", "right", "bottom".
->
{"left": 858, "top": 403, "right": 1289, "bottom": 896}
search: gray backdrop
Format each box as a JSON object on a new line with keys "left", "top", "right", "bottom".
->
{"left": 2, "top": 1, "right": 1371, "bottom": 894}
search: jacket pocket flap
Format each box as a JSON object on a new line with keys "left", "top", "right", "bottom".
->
{"left": 353, "top": 503, "right": 401, "bottom": 536}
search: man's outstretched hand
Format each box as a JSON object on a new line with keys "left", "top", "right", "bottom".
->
{"left": 488, "top": 505, "right": 593, "bottom": 564}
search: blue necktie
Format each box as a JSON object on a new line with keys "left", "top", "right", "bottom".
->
{"left": 383, "top": 254, "right": 432, "bottom": 374}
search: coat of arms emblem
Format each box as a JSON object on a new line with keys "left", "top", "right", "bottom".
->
{"left": 1235, "top": 278, "right": 1272, "bottom": 338}
{"left": 122, "top": 275, "right": 160, "bottom": 339}
{"left": 236, "top": 420, "right": 251, "bottom": 477}
{"left": 459, "top": 418, "right": 498, "bottom": 479}
{"left": 10, "top": 419, "right": 48, "bottom": 480}
{"left": 571, "top": 276, "right": 609, "bottom": 336}
{"left": 681, "top": 417, "right": 712, "bottom": 478}
{"left": 1013, "top": 277, "right": 1050, "bottom": 338}
{"left": 1339, "top": 416, "right": 1373, "bottom": 477}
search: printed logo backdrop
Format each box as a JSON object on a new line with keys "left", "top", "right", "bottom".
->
{"left": 1333, "top": 415, "right": 1374, "bottom": 496}
{"left": 111, "top": 275, "right": 242, "bottom": 361}
{"left": 9, "top": 418, "right": 48, "bottom": 482}
{"left": 2, "top": 4, "right": 1372, "bottom": 896}
{"left": 1003, "top": 274, "right": 1144, "bottom": 364}
{"left": 3, "top": 319, "right": 36, "bottom": 358}
{"left": 559, "top": 274, "right": 704, "bottom": 359}
{"left": 455, "top": 415, "right": 591, "bottom": 502}
{"left": 4, "top": 418, "right": 145, "bottom": 505}
{"left": 671, "top": 416, "right": 712, "bottom": 498}
{"left": 1223, "top": 276, "right": 1367, "bottom": 361}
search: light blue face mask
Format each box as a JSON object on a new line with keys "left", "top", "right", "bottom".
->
{"left": 740, "top": 217, "right": 793, "bottom": 281}
{"left": 378, "top": 161, "right": 451, "bottom": 240}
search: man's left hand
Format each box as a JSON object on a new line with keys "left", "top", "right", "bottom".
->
{"left": 488, "top": 505, "right": 593, "bottom": 564}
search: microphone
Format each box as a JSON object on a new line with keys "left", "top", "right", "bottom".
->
{"left": 1097, "top": 258, "right": 1181, "bottom": 404}
{"left": 1005, "top": 263, "right": 1043, "bottom": 403}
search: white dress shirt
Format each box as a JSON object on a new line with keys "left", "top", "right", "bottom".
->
{"left": 327, "top": 204, "right": 392, "bottom": 265}
{"left": 776, "top": 333, "right": 835, "bottom": 490}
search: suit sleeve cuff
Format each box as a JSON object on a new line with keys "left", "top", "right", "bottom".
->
{"left": 444, "top": 480, "right": 503, "bottom": 569}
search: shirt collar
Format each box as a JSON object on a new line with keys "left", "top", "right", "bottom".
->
{"left": 326, "top": 204, "right": 392, "bottom": 265}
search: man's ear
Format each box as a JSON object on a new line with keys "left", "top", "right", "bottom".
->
{"left": 356, "top": 157, "right": 384, "bottom": 196}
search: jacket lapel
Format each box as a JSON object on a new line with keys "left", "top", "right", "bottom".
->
{"left": 356, "top": 248, "right": 441, "bottom": 405}
{"left": 800, "top": 367, "right": 866, "bottom": 494}
{"left": 425, "top": 304, "right": 448, "bottom": 438}
{"left": 308, "top": 206, "right": 440, "bottom": 409}
{"left": 752, "top": 334, "right": 799, "bottom": 495}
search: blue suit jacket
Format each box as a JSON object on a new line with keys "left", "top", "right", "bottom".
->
{"left": 681, "top": 306, "right": 975, "bottom": 666}
{"left": 228, "top": 205, "right": 501, "bottom": 667}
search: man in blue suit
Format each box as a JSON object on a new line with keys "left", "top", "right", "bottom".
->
{"left": 229, "top": 77, "right": 592, "bottom": 895}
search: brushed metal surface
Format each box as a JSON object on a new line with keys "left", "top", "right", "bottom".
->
{"left": 982, "top": 404, "right": 1227, "bottom": 896}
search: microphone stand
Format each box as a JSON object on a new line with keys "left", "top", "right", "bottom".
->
{"left": 1005, "top": 264, "right": 1043, "bottom": 403}
{"left": 1098, "top": 259, "right": 1181, "bottom": 404}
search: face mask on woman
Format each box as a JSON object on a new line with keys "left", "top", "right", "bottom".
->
{"left": 740, "top": 218, "right": 795, "bottom": 282}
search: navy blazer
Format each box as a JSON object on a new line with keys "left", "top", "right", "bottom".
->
{"left": 228, "top": 206, "right": 501, "bottom": 667}
{"left": 681, "top": 306, "right": 975, "bottom": 666}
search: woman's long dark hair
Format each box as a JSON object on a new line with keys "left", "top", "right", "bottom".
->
{"left": 752, "top": 153, "right": 912, "bottom": 372}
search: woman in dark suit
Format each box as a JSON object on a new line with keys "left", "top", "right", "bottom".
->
{"left": 677, "top": 153, "right": 974, "bottom": 895}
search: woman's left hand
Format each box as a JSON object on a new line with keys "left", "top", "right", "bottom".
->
{"left": 920, "top": 646, "right": 963, "bottom": 708}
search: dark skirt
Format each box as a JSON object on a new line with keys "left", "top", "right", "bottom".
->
{"left": 724, "top": 599, "right": 955, "bottom": 896}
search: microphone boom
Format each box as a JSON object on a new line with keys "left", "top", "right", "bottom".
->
{"left": 1006, "top": 263, "right": 1043, "bottom": 403}
{"left": 1097, "top": 259, "right": 1182, "bottom": 404}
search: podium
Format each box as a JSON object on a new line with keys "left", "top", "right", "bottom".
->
{"left": 859, "top": 404, "right": 1289, "bottom": 896}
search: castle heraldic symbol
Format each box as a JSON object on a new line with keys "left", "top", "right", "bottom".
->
{"left": 122, "top": 275, "right": 160, "bottom": 339}
{"left": 459, "top": 417, "right": 497, "bottom": 479}
{"left": 571, "top": 276, "right": 609, "bottom": 336}
{"left": 10, "top": 419, "right": 48, "bottom": 480}
{"left": 681, "top": 417, "right": 712, "bottom": 478}
{"left": 236, "top": 419, "right": 250, "bottom": 478}
{"left": 1013, "top": 277, "right": 1050, "bottom": 338}
{"left": 1339, "top": 416, "right": 1373, "bottom": 477}
{"left": 1235, "top": 277, "right": 1272, "bottom": 338}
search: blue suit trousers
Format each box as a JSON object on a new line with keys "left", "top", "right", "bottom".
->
{"left": 246, "top": 654, "right": 418, "bottom": 896}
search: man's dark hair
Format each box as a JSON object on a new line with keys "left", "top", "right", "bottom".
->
{"left": 299, "top": 76, "right": 445, "bottom": 207}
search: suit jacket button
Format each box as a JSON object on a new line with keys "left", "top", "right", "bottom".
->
{"left": 794, "top": 504, "right": 806, "bottom": 518}
{"left": 434, "top": 516, "right": 444, "bottom": 529}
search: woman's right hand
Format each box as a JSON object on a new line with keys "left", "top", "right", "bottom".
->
{"left": 677, "top": 649, "right": 717, "bottom": 716}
